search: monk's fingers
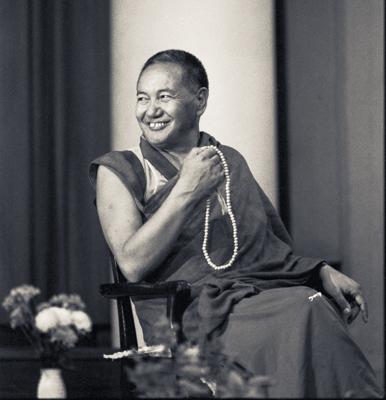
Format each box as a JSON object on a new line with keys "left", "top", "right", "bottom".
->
{"left": 332, "top": 289, "right": 352, "bottom": 317}
{"left": 199, "top": 145, "right": 216, "bottom": 153}
{"left": 354, "top": 292, "right": 368, "bottom": 323}
{"left": 200, "top": 145, "right": 222, "bottom": 159}
{"left": 203, "top": 150, "right": 224, "bottom": 167}
{"left": 192, "top": 146, "right": 211, "bottom": 156}
{"left": 212, "top": 162, "right": 226, "bottom": 181}
{"left": 192, "top": 146, "right": 204, "bottom": 153}
{"left": 347, "top": 304, "right": 360, "bottom": 324}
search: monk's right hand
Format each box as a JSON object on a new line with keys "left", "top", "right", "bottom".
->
{"left": 175, "top": 146, "right": 225, "bottom": 200}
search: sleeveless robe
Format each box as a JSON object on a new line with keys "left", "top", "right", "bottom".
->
{"left": 89, "top": 132, "right": 383, "bottom": 398}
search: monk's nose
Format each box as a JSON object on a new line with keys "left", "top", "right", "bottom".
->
{"left": 146, "top": 100, "right": 162, "bottom": 118}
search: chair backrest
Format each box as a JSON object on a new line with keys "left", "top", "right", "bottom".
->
{"left": 109, "top": 250, "right": 139, "bottom": 350}
{"left": 105, "top": 249, "right": 191, "bottom": 351}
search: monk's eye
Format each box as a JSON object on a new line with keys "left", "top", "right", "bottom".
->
{"left": 159, "top": 94, "right": 173, "bottom": 102}
{"left": 137, "top": 96, "right": 149, "bottom": 104}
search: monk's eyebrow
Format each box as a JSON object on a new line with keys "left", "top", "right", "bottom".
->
{"left": 136, "top": 88, "right": 178, "bottom": 96}
{"left": 158, "top": 88, "right": 177, "bottom": 94}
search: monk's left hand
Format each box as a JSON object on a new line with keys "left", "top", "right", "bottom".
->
{"left": 319, "top": 263, "right": 368, "bottom": 324}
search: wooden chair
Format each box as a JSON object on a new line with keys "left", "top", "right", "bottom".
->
{"left": 99, "top": 251, "right": 191, "bottom": 397}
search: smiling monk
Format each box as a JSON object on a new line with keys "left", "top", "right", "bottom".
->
{"left": 89, "top": 50, "right": 383, "bottom": 398}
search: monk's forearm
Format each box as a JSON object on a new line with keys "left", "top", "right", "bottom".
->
{"left": 119, "top": 185, "right": 199, "bottom": 282}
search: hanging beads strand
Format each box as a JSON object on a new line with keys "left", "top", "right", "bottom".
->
{"left": 202, "top": 146, "right": 238, "bottom": 270}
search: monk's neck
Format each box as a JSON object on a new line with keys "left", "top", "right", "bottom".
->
{"left": 159, "top": 131, "right": 200, "bottom": 168}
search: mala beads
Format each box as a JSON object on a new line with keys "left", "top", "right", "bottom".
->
{"left": 202, "top": 146, "right": 238, "bottom": 270}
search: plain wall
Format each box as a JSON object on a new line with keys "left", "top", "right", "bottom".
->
{"left": 285, "top": 0, "right": 342, "bottom": 262}
{"left": 337, "top": 0, "right": 384, "bottom": 384}
{"left": 285, "top": 0, "right": 384, "bottom": 382}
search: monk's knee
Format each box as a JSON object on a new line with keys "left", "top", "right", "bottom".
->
{"left": 291, "top": 287, "right": 343, "bottom": 322}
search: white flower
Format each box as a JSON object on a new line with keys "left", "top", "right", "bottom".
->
{"left": 35, "top": 307, "right": 72, "bottom": 332}
{"left": 52, "top": 307, "right": 72, "bottom": 326}
{"left": 71, "top": 310, "right": 92, "bottom": 332}
{"left": 35, "top": 308, "right": 59, "bottom": 333}
{"left": 3, "top": 285, "right": 40, "bottom": 312}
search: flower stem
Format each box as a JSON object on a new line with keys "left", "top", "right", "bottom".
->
{"left": 19, "top": 325, "right": 41, "bottom": 355}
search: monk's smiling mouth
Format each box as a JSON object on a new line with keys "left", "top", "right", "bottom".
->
{"left": 146, "top": 121, "right": 171, "bottom": 131}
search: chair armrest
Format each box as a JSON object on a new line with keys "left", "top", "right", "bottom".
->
{"left": 99, "top": 280, "right": 191, "bottom": 299}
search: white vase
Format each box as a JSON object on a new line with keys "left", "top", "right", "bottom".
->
{"left": 37, "top": 368, "right": 67, "bottom": 399}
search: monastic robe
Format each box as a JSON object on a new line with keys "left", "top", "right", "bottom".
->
{"left": 89, "top": 132, "right": 383, "bottom": 398}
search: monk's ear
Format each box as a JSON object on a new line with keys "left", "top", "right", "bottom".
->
{"left": 195, "top": 87, "right": 208, "bottom": 117}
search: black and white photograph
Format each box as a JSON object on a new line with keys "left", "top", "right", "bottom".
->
{"left": 0, "top": 0, "right": 384, "bottom": 398}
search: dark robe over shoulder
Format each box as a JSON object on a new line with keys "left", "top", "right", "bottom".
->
{"left": 89, "top": 132, "right": 383, "bottom": 398}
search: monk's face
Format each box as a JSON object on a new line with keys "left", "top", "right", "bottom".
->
{"left": 136, "top": 63, "right": 199, "bottom": 150}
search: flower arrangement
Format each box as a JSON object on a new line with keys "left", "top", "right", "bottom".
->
{"left": 107, "top": 316, "right": 272, "bottom": 398}
{"left": 2, "top": 285, "right": 92, "bottom": 366}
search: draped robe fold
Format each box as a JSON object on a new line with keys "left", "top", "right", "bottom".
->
{"left": 89, "top": 132, "right": 383, "bottom": 398}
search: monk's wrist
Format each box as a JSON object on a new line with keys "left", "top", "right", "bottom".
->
{"left": 172, "top": 180, "right": 203, "bottom": 205}
{"left": 319, "top": 262, "right": 332, "bottom": 279}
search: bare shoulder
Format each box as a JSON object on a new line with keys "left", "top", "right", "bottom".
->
{"left": 96, "top": 164, "right": 124, "bottom": 192}
{"left": 96, "top": 164, "right": 140, "bottom": 217}
{"left": 96, "top": 165, "right": 131, "bottom": 206}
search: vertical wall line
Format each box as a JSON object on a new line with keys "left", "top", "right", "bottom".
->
{"left": 27, "top": 0, "right": 35, "bottom": 284}
{"left": 27, "top": 0, "right": 44, "bottom": 286}
{"left": 52, "top": 0, "right": 69, "bottom": 291}
{"left": 383, "top": 3, "right": 386, "bottom": 318}
{"left": 274, "top": 0, "right": 290, "bottom": 231}
{"left": 334, "top": 0, "right": 346, "bottom": 270}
